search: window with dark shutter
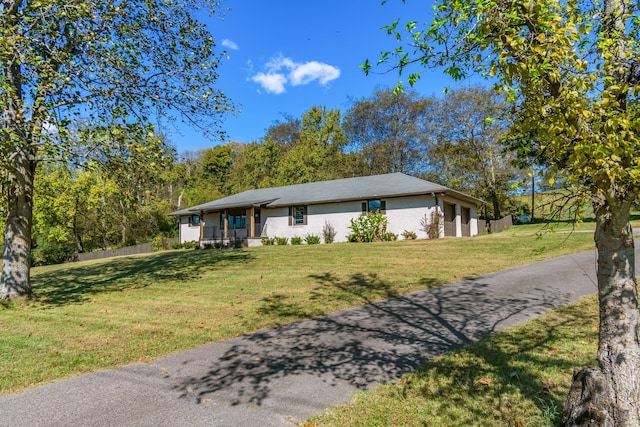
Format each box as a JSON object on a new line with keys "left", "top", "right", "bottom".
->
{"left": 289, "top": 206, "right": 307, "bottom": 225}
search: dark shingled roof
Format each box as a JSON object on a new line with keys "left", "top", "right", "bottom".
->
{"left": 169, "top": 173, "right": 482, "bottom": 215}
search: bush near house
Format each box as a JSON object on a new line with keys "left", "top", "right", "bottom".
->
{"left": 348, "top": 212, "right": 389, "bottom": 242}
{"left": 402, "top": 230, "right": 418, "bottom": 240}
{"left": 323, "top": 221, "right": 337, "bottom": 244}
{"left": 275, "top": 237, "right": 289, "bottom": 246}
{"left": 382, "top": 232, "right": 398, "bottom": 241}
{"left": 304, "top": 234, "right": 321, "bottom": 245}
{"left": 261, "top": 237, "right": 276, "bottom": 246}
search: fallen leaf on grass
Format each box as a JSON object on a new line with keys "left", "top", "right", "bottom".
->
{"left": 541, "top": 378, "right": 555, "bottom": 394}
{"left": 548, "top": 346, "right": 560, "bottom": 355}
{"left": 477, "top": 377, "right": 492, "bottom": 386}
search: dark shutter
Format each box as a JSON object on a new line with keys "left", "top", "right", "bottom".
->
{"left": 288, "top": 207, "right": 293, "bottom": 226}
{"left": 362, "top": 202, "right": 367, "bottom": 215}
{"left": 381, "top": 201, "right": 386, "bottom": 214}
{"left": 303, "top": 206, "right": 308, "bottom": 225}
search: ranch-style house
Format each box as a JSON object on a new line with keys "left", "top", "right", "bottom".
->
{"left": 170, "top": 172, "right": 483, "bottom": 247}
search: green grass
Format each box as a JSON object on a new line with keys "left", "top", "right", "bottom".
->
{"left": 0, "top": 224, "right": 598, "bottom": 398}
{"left": 312, "top": 296, "right": 599, "bottom": 426}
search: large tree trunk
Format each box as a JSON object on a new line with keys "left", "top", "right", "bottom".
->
{"left": 1, "top": 146, "right": 36, "bottom": 299}
{"left": 563, "top": 194, "right": 640, "bottom": 426}
{"left": 0, "top": 14, "right": 35, "bottom": 300}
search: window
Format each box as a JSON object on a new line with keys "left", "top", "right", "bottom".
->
{"left": 362, "top": 199, "right": 386, "bottom": 214}
{"left": 289, "top": 206, "right": 307, "bottom": 225}
{"left": 221, "top": 213, "right": 247, "bottom": 230}
{"left": 188, "top": 215, "right": 200, "bottom": 226}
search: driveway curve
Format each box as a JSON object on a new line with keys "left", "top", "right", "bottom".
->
{"left": 1, "top": 243, "right": 638, "bottom": 426}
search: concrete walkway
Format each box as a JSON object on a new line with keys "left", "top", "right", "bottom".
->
{"left": 1, "top": 244, "right": 638, "bottom": 427}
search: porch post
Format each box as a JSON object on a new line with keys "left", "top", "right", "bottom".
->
{"left": 250, "top": 206, "right": 256, "bottom": 237}
{"left": 223, "top": 209, "right": 229, "bottom": 240}
{"left": 455, "top": 204, "right": 462, "bottom": 237}
{"left": 470, "top": 206, "right": 479, "bottom": 236}
{"left": 199, "top": 210, "right": 204, "bottom": 241}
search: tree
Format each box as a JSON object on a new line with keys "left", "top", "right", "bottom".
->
{"left": 0, "top": 0, "right": 233, "bottom": 299}
{"left": 275, "top": 106, "right": 349, "bottom": 185}
{"left": 426, "top": 86, "right": 518, "bottom": 219}
{"left": 32, "top": 129, "right": 177, "bottom": 263}
{"left": 263, "top": 114, "right": 302, "bottom": 146}
{"left": 200, "top": 144, "right": 233, "bottom": 195}
{"left": 226, "top": 139, "right": 284, "bottom": 192}
{"left": 372, "top": 0, "right": 640, "bottom": 424}
{"left": 343, "top": 88, "right": 434, "bottom": 175}
{"left": 91, "top": 127, "right": 175, "bottom": 247}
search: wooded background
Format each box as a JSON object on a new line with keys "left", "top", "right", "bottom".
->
{"left": 4, "top": 86, "right": 554, "bottom": 265}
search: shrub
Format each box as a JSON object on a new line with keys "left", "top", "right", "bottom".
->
{"left": 421, "top": 211, "right": 443, "bottom": 239}
{"left": 401, "top": 230, "right": 417, "bottom": 240}
{"left": 348, "top": 212, "right": 388, "bottom": 242}
{"left": 32, "top": 239, "right": 76, "bottom": 266}
{"left": 382, "top": 232, "right": 398, "bottom": 241}
{"left": 182, "top": 240, "right": 198, "bottom": 249}
{"left": 275, "top": 236, "right": 289, "bottom": 246}
{"left": 304, "top": 234, "right": 321, "bottom": 245}
{"left": 291, "top": 236, "right": 303, "bottom": 245}
{"left": 322, "top": 220, "right": 336, "bottom": 244}
{"left": 171, "top": 242, "right": 184, "bottom": 250}
{"left": 346, "top": 234, "right": 358, "bottom": 242}
{"left": 261, "top": 237, "right": 276, "bottom": 246}
{"left": 428, "top": 210, "right": 444, "bottom": 239}
{"left": 151, "top": 236, "right": 170, "bottom": 251}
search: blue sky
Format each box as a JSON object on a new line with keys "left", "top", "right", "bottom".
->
{"left": 169, "top": 0, "right": 471, "bottom": 153}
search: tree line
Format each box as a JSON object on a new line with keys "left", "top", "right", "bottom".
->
{"left": 3, "top": 85, "right": 529, "bottom": 265}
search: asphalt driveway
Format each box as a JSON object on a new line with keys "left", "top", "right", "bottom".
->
{"left": 1, "top": 243, "right": 637, "bottom": 427}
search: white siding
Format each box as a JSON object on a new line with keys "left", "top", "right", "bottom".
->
{"left": 178, "top": 216, "right": 200, "bottom": 243}
{"left": 260, "top": 196, "right": 443, "bottom": 242}
{"left": 384, "top": 195, "right": 439, "bottom": 239}
{"left": 178, "top": 212, "right": 221, "bottom": 243}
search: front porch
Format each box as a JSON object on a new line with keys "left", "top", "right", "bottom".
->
{"left": 197, "top": 207, "right": 264, "bottom": 248}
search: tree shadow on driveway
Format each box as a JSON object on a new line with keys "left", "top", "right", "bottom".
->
{"left": 164, "top": 271, "right": 578, "bottom": 419}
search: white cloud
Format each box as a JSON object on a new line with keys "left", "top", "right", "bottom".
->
{"left": 265, "top": 55, "right": 296, "bottom": 70}
{"left": 222, "top": 39, "right": 239, "bottom": 50}
{"left": 289, "top": 61, "right": 341, "bottom": 86}
{"left": 251, "top": 55, "right": 340, "bottom": 94}
{"left": 251, "top": 72, "right": 288, "bottom": 94}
